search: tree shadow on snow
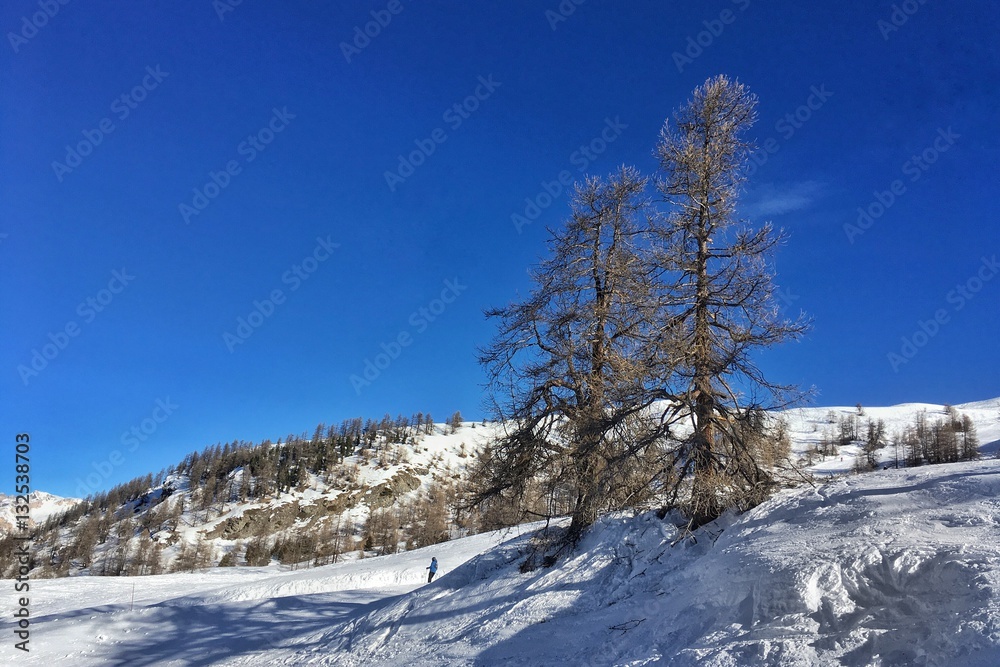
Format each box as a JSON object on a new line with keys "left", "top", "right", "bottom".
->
{"left": 89, "top": 588, "right": 408, "bottom": 666}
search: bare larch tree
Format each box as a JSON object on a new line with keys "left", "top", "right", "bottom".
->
{"left": 477, "top": 166, "right": 682, "bottom": 542}
{"left": 477, "top": 76, "right": 809, "bottom": 547}
{"left": 653, "top": 75, "right": 809, "bottom": 526}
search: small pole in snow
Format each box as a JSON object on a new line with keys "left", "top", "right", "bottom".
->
{"left": 130, "top": 582, "right": 135, "bottom": 611}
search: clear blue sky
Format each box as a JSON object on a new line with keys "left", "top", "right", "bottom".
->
{"left": 3, "top": 1, "right": 998, "bottom": 498}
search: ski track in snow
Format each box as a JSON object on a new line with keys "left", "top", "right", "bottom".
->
{"left": 3, "top": 401, "right": 1000, "bottom": 666}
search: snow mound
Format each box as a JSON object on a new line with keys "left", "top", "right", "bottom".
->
{"left": 325, "top": 459, "right": 1000, "bottom": 666}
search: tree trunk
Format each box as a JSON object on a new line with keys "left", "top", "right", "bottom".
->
{"left": 689, "top": 202, "right": 720, "bottom": 526}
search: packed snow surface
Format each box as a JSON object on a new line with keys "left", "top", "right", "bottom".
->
{"left": 5, "top": 458, "right": 1000, "bottom": 666}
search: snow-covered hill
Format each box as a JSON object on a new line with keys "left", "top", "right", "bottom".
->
{"left": 784, "top": 397, "right": 1000, "bottom": 475}
{"left": 3, "top": 420, "right": 502, "bottom": 578}
{"left": 0, "top": 491, "right": 80, "bottom": 534}
{"left": 6, "top": 456, "right": 1000, "bottom": 665}
{"left": 162, "top": 420, "right": 501, "bottom": 563}
{"left": 7, "top": 399, "right": 1000, "bottom": 580}
{"left": 2, "top": 399, "right": 999, "bottom": 664}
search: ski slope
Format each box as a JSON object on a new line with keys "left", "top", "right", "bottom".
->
{"left": 5, "top": 458, "right": 1000, "bottom": 666}
{"left": 2, "top": 524, "right": 541, "bottom": 666}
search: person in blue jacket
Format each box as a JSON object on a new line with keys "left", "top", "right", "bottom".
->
{"left": 426, "top": 557, "right": 438, "bottom": 583}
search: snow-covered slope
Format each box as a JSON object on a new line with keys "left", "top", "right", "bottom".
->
{"left": 784, "top": 398, "right": 1000, "bottom": 476}
{"left": 15, "top": 400, "right": 1000, "bottom": 578}
{"left": 0, "top": 491, "right": 80, "bottom": 534}
{"left": 5, "top": 399, "right": 999, "bottom": 665}
{"left": 6, "top": 457, "right": 1000, "bottom": 666}
{"left": 315, "top": 459, "right": 1000, "bottom": 667}
{"left": 13, "top": 420, "right": 501, "bottom": 576}
{"left": 1, "top": 522, "right": 540, "bottom": 666}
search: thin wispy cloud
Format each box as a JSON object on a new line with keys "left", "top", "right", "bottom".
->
{"left": 744, "top": 181, "right": 825, "bottom": 218}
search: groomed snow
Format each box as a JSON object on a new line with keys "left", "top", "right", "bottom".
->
{"left": 2, "top": 523, "right": 540, "bottom": 666}
{"left": 5, "top": 459, "right": 1000, "bottom": 666}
